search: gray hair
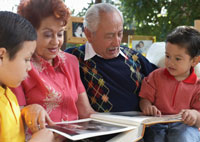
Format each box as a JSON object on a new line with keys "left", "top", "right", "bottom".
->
{"left": 83, "top": 3, "right": 124, "bottom": 32}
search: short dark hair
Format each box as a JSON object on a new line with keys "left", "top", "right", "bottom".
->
{"left": 166, "top": 26, "right": 200, "bottom": 58}
{"left": 0, "top": 11, "right": 37, "bottom": 60}
{"left": 18, "top": 0, "right": 70, "bottom": 29}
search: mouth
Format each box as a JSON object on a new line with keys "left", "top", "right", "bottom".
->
{"left": 48, "top": 48, "right": 58, "bottom": 54}
{"left": 168, "top": 67, "right": 176, "bottom": 72}
{"left": 108, "top": 47, "right": 119, "bottom": 54}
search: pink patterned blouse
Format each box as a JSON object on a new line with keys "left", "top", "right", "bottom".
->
{"left": 12, "top": 51, "right": 86, "bottom": 122}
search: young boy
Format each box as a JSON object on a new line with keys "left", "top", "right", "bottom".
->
{"left": 139, "top": 26, "right": 200, "bottom": 142}
{"left": 0, "top": 11, "right": 55, "bottom": 142}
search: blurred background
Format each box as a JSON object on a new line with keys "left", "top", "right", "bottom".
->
{"left": 1, "top": 0, "right": 200, "bottom": 46}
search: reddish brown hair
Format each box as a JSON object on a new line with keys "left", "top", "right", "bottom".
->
{"left": 18, "top": 0, "right": 70, "bottom": 29}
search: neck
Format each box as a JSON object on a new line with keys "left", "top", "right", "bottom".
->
{"left": 33, "top": 53, "right": 53, "bottom": 66}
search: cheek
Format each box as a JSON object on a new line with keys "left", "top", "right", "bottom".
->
{"left": 165, "top": 58, "right": 170, "bottom": 66}
{"left": 58, "top": 38, "right": 64, "bottom": 47}
{"left": 35, "top": 47, "right": 43, "bottom": 55}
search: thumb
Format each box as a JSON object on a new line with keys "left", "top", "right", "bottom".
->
{"left": 45, "top": 114, "right": 54, "bottom": 126}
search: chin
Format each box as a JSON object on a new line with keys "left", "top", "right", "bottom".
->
{"left": 9, "top": 83, "right": 20, "bottom": 88}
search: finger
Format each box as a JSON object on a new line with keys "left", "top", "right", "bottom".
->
{"left": 182, "top": 111, "right": 189, "bottom": 121}
{"left": 31, "top": 119, "right": 40, "bottom": 133}
{"left": 146, "top": 107, "right": 152, "bottom": 115}
{"left": 184, "top": 115, "right": 195, "bottom": 126}
{"left": 152, "top": 107, "right": 158, "bottom": 116}
{"left": 157, "top": 110, "right": 161, "bottom": 117}
{"left": 143, "top": 108, "right": 147, "bottom": 115}
{"left": 44, "top": 111, "right": 54, "bottom": 126}
{"left": 38, "top": 111, "right": 46, "bottom": 129}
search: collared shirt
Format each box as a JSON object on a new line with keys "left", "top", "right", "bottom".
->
{"left": 139, "top": 68, "right": 200, "bottom": 115}
{"left": 0, "top": 86, "right": 25, "bottom": 142}
{"left": 84, "top": 42, "right": 127, "bottom": 61}
{"left": 12, "top": 51, "right": 86, "bottom": 122}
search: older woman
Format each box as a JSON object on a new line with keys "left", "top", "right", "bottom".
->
{"left": 13, "top": 0, "right": 95, "bottom": 134}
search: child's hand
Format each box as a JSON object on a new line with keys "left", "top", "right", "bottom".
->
{"left": 142, "top": 105, "right": 161, "bottom": 116}
{"left": 180, "top": 109, "right": 198, "bottom": 126}
{"left": 140, "top": 98, "right": 161, "bottom": 116}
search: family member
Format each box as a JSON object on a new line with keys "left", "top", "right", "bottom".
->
{"left": 0, "top": 11, "right": 55, "bottom": 142}
{"left": 12, "top": 0, "right": 95, "bottom": 134}
{"left": 65, "top": 3, "right": 157, "bottom": 112}
{"left": 139, "top": 26, "right": 200, "bottom": 142}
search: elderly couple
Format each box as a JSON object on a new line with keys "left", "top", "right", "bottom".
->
{"left": 3, "top": 0, "right": 200, "bottom": 142}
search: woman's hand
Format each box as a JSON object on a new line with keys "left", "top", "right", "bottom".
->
{"left": 28, "top": 128, "right": 55, "bottom": 142}
{"left": 21, "top": 104, "right": 54, "bottom": 133}
{"left": 77, "top": 92, "right": 96, "bottom": 119}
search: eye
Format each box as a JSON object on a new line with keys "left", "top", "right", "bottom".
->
{"left": 43, "top": 31, "right": 53, "bottom": 38}
{"left": 105, "top": 35, "right": 113, "bottom": 39}
{"left": 57, "top": 31, "right": 64, "bottom": 37}
{"left": 118, "top": 32, "right": 123, "bottom": 37}
{"left": 175, "top": 57, "right": 181, "bottom": 61}
{"left": 165, "top": 55, "right": 170, "bottom": 58}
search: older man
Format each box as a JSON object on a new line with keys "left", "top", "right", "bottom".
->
{"left": 65, "top": 3, "right": 157, "bottom": 113}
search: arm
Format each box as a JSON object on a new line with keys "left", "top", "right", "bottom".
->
{"left": 21, "top": 104, "right": 54, "bottom": 133}
{"left": 77, "top": 92, "right": 96, "bottom": 119}
{"left": 140, "top": 98, "right": 161, "bottom": 116}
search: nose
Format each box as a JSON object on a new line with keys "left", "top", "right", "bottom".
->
{"left": 51, "top": 35, "right": 59, "bottom": 45}
{"left": 112, "top": 35, "right": 121, "bottom": 47}
{"left": 27, "top": 62, "right": 32, "bottom": 72}
{"left": 166, "top": 58, "right": 175, "bottom": 66}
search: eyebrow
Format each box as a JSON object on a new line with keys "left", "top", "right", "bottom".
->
{"left": 42, "top": 28, "right": 65, "bottom": 32}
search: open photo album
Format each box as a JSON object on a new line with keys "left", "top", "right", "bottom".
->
{"left": 46, "top": 111, "right": 182, "bottom": 142}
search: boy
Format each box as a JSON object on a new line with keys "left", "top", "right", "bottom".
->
{"left": 139, "top": 26, "right": 200, "bottom": 142}
{"left": 0, "top": 11, "right": 55, "bottom": 142}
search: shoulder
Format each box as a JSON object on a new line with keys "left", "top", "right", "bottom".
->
{"left": 65, "top": 45, "right": 85, "bottom": 54}
{"left": 65, "top": 45, "right": 86, "bottom": 59}
{"left": 152, "top": 68, "right": 164, "bottom": 74}
{"left": 121, "top": 46, "right": 150, "bottom": 62}
{"left": 147, "top": 68, "right": 165, "bottom": 78}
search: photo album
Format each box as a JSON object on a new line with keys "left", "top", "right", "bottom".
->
{"left": 46, "top": 111, "right": 182, "bottom": 142}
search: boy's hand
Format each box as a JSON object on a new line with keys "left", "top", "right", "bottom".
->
{"left": 142, "top": 105, "right": 161, "bottom": 116}
{"left": 140, "top": 98, "right": 161, "bottom": 116}
{"left": 180, "top": 109, "right": 198, "bottom": 126}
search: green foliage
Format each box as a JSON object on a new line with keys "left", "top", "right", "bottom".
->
{"left": 119, "top": 0, "right": 200, "bottom": 41}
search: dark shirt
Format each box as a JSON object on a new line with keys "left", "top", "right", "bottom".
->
{"left": 65, "top": 45, "right": 157, "bottom": 112}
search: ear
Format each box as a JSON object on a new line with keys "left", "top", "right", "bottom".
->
{"left": 84, "top": 27, "right": 93, "bottom": 43}
{"left": 0, "top": 48, "right": 6, "bottom": 65}
{"left": 192, "top": 56, "right": 200, "bottom": 67}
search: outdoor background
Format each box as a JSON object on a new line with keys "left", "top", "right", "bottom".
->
{"left": 1, "top": 0, "right": 200, "bottom": 43}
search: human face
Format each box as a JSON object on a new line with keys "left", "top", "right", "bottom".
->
{"left": 0, "top": 41, "right": 36, "bottom": 87}
{"left": 165, "top": 42, "right": 196, "bottom": 81}
{"left": 36, "top": 16, "right": 65, "bottom": 64}
{"left": 86, "top": 11, "right": 123, "bottom": 59}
